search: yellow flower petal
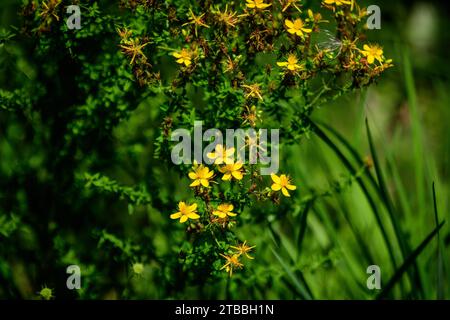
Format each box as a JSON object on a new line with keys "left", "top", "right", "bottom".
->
{"left": 190, "top": 180, "right": 200, "bottom": 187}
{"left": 188, "top": 172, "right": 197, "bottom": 179}
{"left": 232, "top": 171, "right": 243, "bottom": 180}
{"left": 271, "top": 183, "right": 282, "bottom": 191}
{"left": 225, "top": 147, "right": 235, "bottom": 156}
{"left": 187, "top": 212, "right": 200, "bottom": 219}
{"left": 234, "top": 162, "right": 243, "bottom": 170}
{"left": 170, "top": 212, "right": 182, "bottom": 219}
{"left": 285, "top": 19, "right": 294, "bottom": 29}
{"left": 200, "top": 179, "right": 209, "bottom": 187}
{"left": 216, "top": 145, "right": 224, "bottom": 152}
{"left": 281, "top": 187, "right": 291, "bottom": 197}
{"left": 271, "top": 174, "right": 281, "bottom": 184}
{"left": 213, "top": 211, "right": 226, "bottom": 218}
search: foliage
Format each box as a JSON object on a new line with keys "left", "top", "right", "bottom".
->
{"left": 0, "top": 0, "right": 447, "bottom": 300}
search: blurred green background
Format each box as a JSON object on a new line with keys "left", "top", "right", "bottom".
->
{"left": 0, "top": 0, "right": 449, "bottom": 299}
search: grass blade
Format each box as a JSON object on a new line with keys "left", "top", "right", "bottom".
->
{"left": 366, "top": 118, "right": 424, "bottom": 298}
{"left": 309, "top": 119, "right": 399, "bottom": 270}
{"left": 270, "top": 246, "right": 312, "bottom": 300}
{"left": 377, "top": 221, "right": 445, "bottom": 300}
{"left": 432, "top": 183, "right": 444, "bottom": 299}
{"left": 296, "top": 201, "right": 311, "bottom": 256}
{"left": 403, "top": 51, "right": 426, "bottom": 220}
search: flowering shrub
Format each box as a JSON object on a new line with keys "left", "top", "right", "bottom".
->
{"left": 0, "top": 0, "right": 392, "bottom": 299}
{"left": 140, "top": 0, "right": 392, "bottom": 278}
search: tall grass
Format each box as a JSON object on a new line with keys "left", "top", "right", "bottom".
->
{"left": 266, "top": 50, "right": 448, "bottom": 299}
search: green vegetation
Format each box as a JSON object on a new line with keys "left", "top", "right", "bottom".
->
{"left": 0, "top": 0, "right": 448, "bottom": 299}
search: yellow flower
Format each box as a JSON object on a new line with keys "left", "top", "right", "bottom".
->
{"left": 361, "top": 44, "right": 384, "bottom": 64}
{"left": 188, "top": 164, "right": 214, "bottom": 187}
{"left": 276, "top": 54, "right": 304, "bottom": 71}
{"left": 219, "top": 162, "right": 244, "bottom": 181}
{"left": 220, "top": 253, "right": 243, "bottom": 277}
{"left": 207, "top": 145, "right": 235, "bottom": 164}
{"left": 213, "top": 203, "right": 237, "bottom": 218}
{"left": 271, "top": 173, "right": 297, "bottom": 197}
{"left": 285, "top": 18, "right": 312, "bottom": 37}
{"left": 230, "top": 240, "right": 256, "bottom": 259}
{"left": 323, "top": 0, "right": 352, "bottom": 6}
{"left": 170, "top": 201, "right": 200, "bottom": 223}
{"left": 173, "top": 48, "right": 192, "bottom": 67}
{"left": 246, "top": 0, "right": 272, "bottom": 10}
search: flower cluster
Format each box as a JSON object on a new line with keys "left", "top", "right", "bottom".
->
{"left": 114, "top": 0, "right": 393, "bottom": 279}
{"left": 170, "top": 144, "right": 297, "bottom": 276}
{"left": 161, "top": 0, "right": 393, "bottom": 112}
{"left": 220, "top": 241, "right": 255, "bottom": 276}
{"left": 155, "top": 0, "right": 393, "bottom": 278}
